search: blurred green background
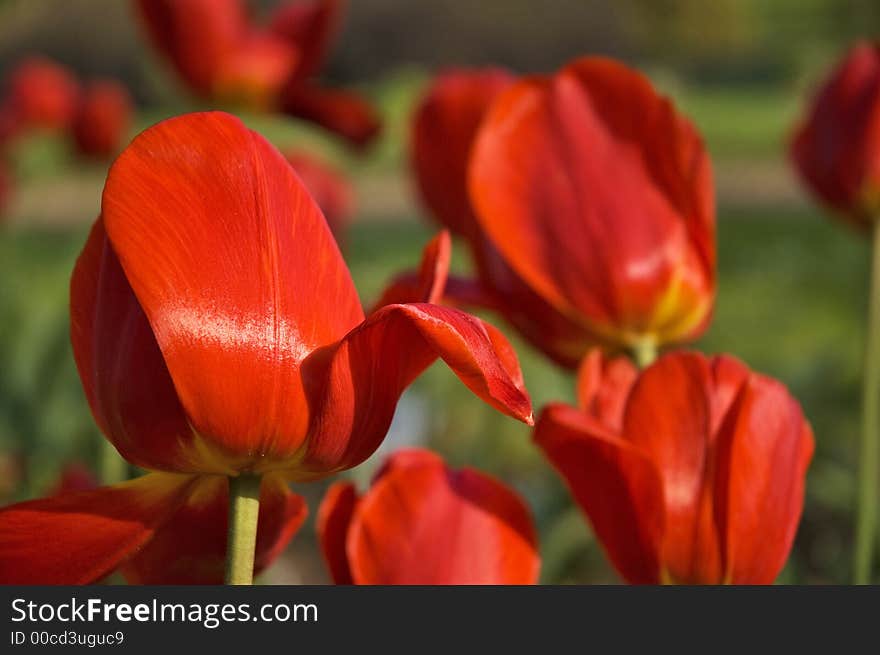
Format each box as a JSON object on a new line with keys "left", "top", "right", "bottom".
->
{"left": 1, "top": 0, "right": 878, "bottom": 584}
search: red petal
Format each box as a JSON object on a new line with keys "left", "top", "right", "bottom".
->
{"left": 212, "top": 32, "right": 298, "bottom": 110}
{"left": 622, "top": 351, "right": 727, "bottom": 583}
{"left": 101, "top": 112, "right": 364, "bottom": 467}
{"left": 298, "top": 303, "right": 533, "bottom": 477}
{"left": 371, "top": 231, "right": 451, "bottom": 310}
{"left": 70, "top": 218, "right": 217, "bottom": 472}
{"left": 72, "top": 80, "right": 133, "bottom": 158}
{"left": 469, "top": 58, "right": 714, "bottom": 349}
{"left": 279, "top": 83, "right": 381, "bottom": 147}
{"left": 135, "top": 0, "right": 246, "bottom": 95}
{"left": 269, "top": 0, "right": 344, "bottom": 80}
{"left": 575, "top": 348, "right": 638, "bottom": 431}
{"left": 411, "top": 68, "right": 514, "bottom": 241}
{"left": 284, "top": 150, "right": 354, "bottom": 244}
{"left": 714, "top": 372, "right": 814, "bottom": 584}
{"left": 790, "top": 42, "right": 880, "bottom": 226}
{"left": 534, "top": 403, "right": 664, "bottom": 583}
{"left": 347, "top": 449, "right": 539, "bottom": 584}
{"left": 316, "top": 481, "right": 358, "bottom": 584}
{"left": 122, "top": 474, "right": 306, "bottom": 584}
{"left": 0, "top": 473, "right": 199, "bottom": 584}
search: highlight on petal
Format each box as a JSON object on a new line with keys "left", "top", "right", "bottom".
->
{"left": 339, "top": 448, "right": 540, "bottom": 584}
{"left": 411, "top": 68, "right": 514, "bottom": 240}
{"left": 279, "top": 83, "right": 382, "bottom": 147}
{"left": 0, "top": 473, "right": 199, "bottom": 585}
{"left": 269, "top": 0, "right": 343, "bottom": 80}
{"left": 534, "top": 404, "right": 664, "bottom": 584}
{"left": 298, "top": 303, "right": 533, "bottom": 477}
{"left": 469, "top": 57, "right": 715, "bottom": 350}
{"left": 122, "top": 474, "right": 307, "bottom": 584}
{"left": 100, "top": 111, "right": 364, "bottom": 467}
{"left": 316, "top": 481, "right": 358, "bottom": 584}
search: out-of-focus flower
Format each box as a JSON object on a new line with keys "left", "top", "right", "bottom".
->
{"left": 284, "top": 150, "right": 353, "bottom": 244}
{"left": 790, "top": 42, "right": 880, "bottom": 229}
{"left": 47, "top": 463, "right": 99, "bottom": 495}
{"left": 534, "top": 350, "right": 814, "bottom": 584}
{"left": 136, "top": 0, "right": 380, "bottom": 147}
{"left": 0, "top": 111, "right": 530, "bottom": 584}
{"left": 72, "top": 80, "right": 133, "bottom": 158}
{"left": 318, "top": 448, "right": 540, "bottom": 584}
{"left": 409, "top": 59, "right": 715, "bottom": 367}
{"left": 3, "top": 57, "right": 79, "bottom": 131}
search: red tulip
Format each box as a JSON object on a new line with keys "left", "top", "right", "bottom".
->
{"left": 3, "top": 57, "right": 79, "bottom": 131}
{"left": 136, "top": 0, "right": 380, "bottom": 147}
{"left": 535, "top": 350, "right": 814, "bottom": 584}
{"left": 49, "top": 463, "right": 99, "bottom": 495}
{"left": 318, "top": 448, "right": 540, "bottom": 584}
{"left": 72, "top": 80, "right": 133, "bottom": 158}
{"left": 284, "top": 150, "right": 353, "bottom": 243}
{"left": 0, "top": 111, "right": 530, "bottom": 584}
{"left": 791, "top": 42, "right": 880, "bottom": 228}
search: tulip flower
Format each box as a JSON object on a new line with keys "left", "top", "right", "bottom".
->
{"left": 790, "top": 41, "right": 880, "bottom": 584}
{"left": 3, "top": 57, "right": 79, "bottom": 131}
{"left": 410, "top": 59, "right": 715, "bottom": 368}
{"left": 790, "top": 42, "right": 880, "bottom": 229}
{"left": 535, "top": 350, "right": 814, "bottom": 584}
{"left": 0, "top": 111, "right": 531, "bottom": 585}
{"left": 318, "top": 448, "right": 540, "bottom": 584}
{"left": 72, "top": 80, "right": 133, "bottom": 158}
{"left": 136, "top": 0, "right": 380, "bottom": 147}
{"left": 284, "top": 150, "right": 353, "bottom": 244}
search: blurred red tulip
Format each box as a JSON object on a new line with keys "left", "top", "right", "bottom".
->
{"left": 0, "top": 104, "right": 21, "bottom": 148}
{"left": 48, "top": 463, "right": 99, "bottom": 495}
{"left": 72, "top": 80, "right": 133, "bottom": 158}
{"left": 791, "top": 42, "right": 880, "bottom": 229}
{"left": 284, "top": 150, "right": 353, "bottom": 243}
{"left": 0, "top": 111, "right": 530, "bottom": 584}
{"left": 410, "top": 59, "right": 715, "bottom": 366}
{"left": 318, "top": 449, "right": 540, "bottom": 584}
{"left": 3, "top": 57, "right": 79, "bottom": 131}
{"left": 535, "top": 350, "right": 814, "bottom": 584}
{"left": 136, "top": 0, "right": 380, "bottom": 147}
{"left": 470, "top": 57, "right": 716, "bottom": 361}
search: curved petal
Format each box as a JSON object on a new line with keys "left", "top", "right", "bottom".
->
{"left": 622, "top": 351, "right": 743, "bottom": 584}
{"left": 347, "top": 450, "right": 539, "bottom": 584}
{"left": 279, "top": 83, "right": 382, "bottom": 148}
{"left": 70, "top": 218, "right": 212, "bottom": 473}
{"left": 121, "top": 474, "right": 306, "bottom": 584}
{"left": 371, "top": 231, "right": 451, "bottom": 310}
{"left": 411, "top": 68, "right": 514, "bottom": 240}
{"left": 0, "top": 473, "right": 199, "bottom": 585}
{"left": 135, "top": 0, "right": 246, "bottom": 95}
{"left": 298, "top": 303, "right": 533, "bottom": 478}
{"left": 469, "top": 58, "right": 714, "bottom": 349}
{"left": 534, "top": 403, "right": 664, "bottom": 584}
{"left": 316, "top": 481, "right": 358, "bottom": 584}
{"left": 101, "top": 111, "right": 364, "bottom": 467}
{"left": 714, "top": 373, "right": 814, "bottom": 584}
{"left": 575, "top": 348, "right": 638, "bottom": 431}
{"left": 269, "top": 0, "right": 344, "bottom": 80}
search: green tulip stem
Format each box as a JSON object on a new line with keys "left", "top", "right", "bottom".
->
{"left": 225, "top": 474, "right": 262, "bottom": 585}
{"left": 855, "top": 218, "right": 880, "bottom": 584}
